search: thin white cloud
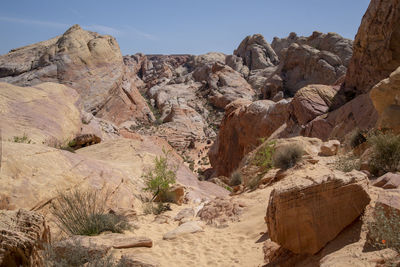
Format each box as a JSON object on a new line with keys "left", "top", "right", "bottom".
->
{"left": 0, "top": 15, "right": 157, "bottom": 40}
{"left": 122, "top": 26, "right": 158, "bottom": 41}
{"left": 0, "top": 16, "right": 68, "bottom": 28}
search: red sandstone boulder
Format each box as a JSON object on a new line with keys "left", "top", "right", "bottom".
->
{"left": 266, "top": 165, "right": 370, "bottom": 254}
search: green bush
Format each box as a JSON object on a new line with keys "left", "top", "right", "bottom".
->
{"left": 253, "top": 141, "right": 275, "bottom": 173}
{"left": 367, "top": 204, "right": 400, "bottom": 254}
{"left": 230, "top": 170, "right": 242, "bottom": 186}
{"left": 334, "top": 154, "right": 361, "bottom": 172}
{"left": 143, "top": 202, "right": 171, "bottom": 215}
{"left": 51, "top": 189, "right": 129, "bottom": 236}
{"left": 368, "top": 132, "right": 400, "bottom": 174}
{"left": 43, "top": 240, "right": 129, "bottom": 267}
{"left": 142, "top": 149, "right": 177, "bottom": 201}
{"left": 347, "top": 128, "right": 367, "bottom": 148}
{"left": 11, "top": 133, "right": 31, "bottom": 144}
{"left": 273, "top": 144, "right": 303, "bottom": 170}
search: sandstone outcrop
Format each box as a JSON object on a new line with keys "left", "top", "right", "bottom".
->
{"left": 279, "top": 44, "right": 346, "bottom": 95}
{"left": 266, "top": 165, "right": 370, "bottom": 254}
{"left": 272, "top": 31, "right": 353, "bottom": 65}
{"left": 289, "top": 84, "right": 339, "bottom": 125}
{"left": 209, "top": 98, "right": 290, "bottom": 177}
{"left": 0, "top": 209, "right": 50, "bottom": 267}
{"left": 303, "top": 93, "right": 378, "bottom": 141}
{"left": 0, "top": 138, "right": 228, "bottom": 214}
{"left": 370, "top": 66, "right": 400, "bottom": 132}
{"left": 344, "top": 0, "right": 400, "bottom": 94}
{"left": 0, "top": 82, "right": 81, "bottom": 145}
{"left": 234, "top": 34, "right": 279, "bottom": 70}
{"left": 0, "top": 24, "right": 152, "bottom": 125}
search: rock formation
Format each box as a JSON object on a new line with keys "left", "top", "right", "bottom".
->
{"left": 0, "top": 24, "right": 153, "bottom": 125}
{"left": 234, "top": 34, "right": 279, "bottom": 70}
{"left": 370, "top": 66, "right": 400, "bottom": 132}
{"left": 344, "top": 0, "right": 400, "bottom": 94}
{"left": 209, "top": 98, "right": 290, "bottom": 176}
{"left": 266, "top": 166, "right": 370, "bottom": 254}
{"left": 0, "top": 82, "right": 81, "bottom": 145}
{"left": 0, "top": 209, "right": 50, "bottom": 267}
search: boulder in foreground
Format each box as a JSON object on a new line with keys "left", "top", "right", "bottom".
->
{"left": 266, "top": 165, "right": 370, "bottom": 254}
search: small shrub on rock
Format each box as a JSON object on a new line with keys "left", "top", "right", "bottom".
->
{"left": 253, "top": 141, "right": 275, "bottom": 173}
{"left": 230, "top": 170, "right": 242, "bottom": 186}
{"left": 10, "top": 133, "right": 31, "bottom": 144}
{"left": 347, "top": 128, "right": 367, "bottom": 148}
{"left": 273, "top": 144, "right": 304, "bottom": 170}
{"left": 366, "top": 204, "right": 400, "bottom": 254}
{"left": 142, "top": 149, "right": 177, "bottom": 201}
{"left": 334, "top": 154, "right": 361, "bottom": 172}
{"left": 368, "top": 132, "right": 400, "bottom": 175}
{"left": 51, "top": 189, "right": 129, "bottom": 236}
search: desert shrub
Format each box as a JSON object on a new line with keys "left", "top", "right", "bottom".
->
{"left": 334, "top": 154, "right": 361, "bottom": 172}
{"left": 43, "top": 240, "right": 121, "bottom": 267}
{"left": 366, "top": 204, "right": 400, "bottom": 254}
{"left": 142, "top": 149, "right": 177, "bottom": 201}
{"left": 11, "top": 133, "right": 31, "bottom": 144}
{"left": 51, "top": 189, "right": 129, "bottom": 236}
{"left": 247, "top": 175, "right": 262, "bottom": 191}
{"left": 230, "top": 170, "right": 242, "bottom": 186}
{"left": 367, "top": 132, "right": 400, "bottom": 174}
{"left": 253, "top": 141, "right": 275, "bottom": 173}
{"left": 143, "top": 202, "right": 171, "bottom": 215}
{"left": 273, "top": 144, "right": 304, "bottom": 170}
{"left": 347, "top": 128, "right": 367, "bottom": 148}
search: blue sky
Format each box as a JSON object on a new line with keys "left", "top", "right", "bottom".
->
{"left": 0, "top": 0, "right": 370, "bottom": 56}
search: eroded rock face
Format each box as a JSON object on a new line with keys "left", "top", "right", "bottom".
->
{"left": 209, "top": 98, "right": 290, "bottom": 177}
{"left": 234, "top": 34, "right": 279, "bottom": 70}
{"left": 0, "top": 24, "right": 152, "bottom": 125}
{"left": 370, "top": 66, "right": 400, "bottom": 132}
{"left": 303, "top": 93, "right": 378, "bottom": 141}
{"left": 280, "top": 44, "right": 346, "bottom": 95}
{"left": 272, "top": 31, "right": 353, "bottom": 66}
{"left": 0, "top": 209, "right": 50, "bottom": 267}
{"left": 266, "top": 166, "right": 370, "bottom": 254}
{"left": 344, "top": 0, "right": 400, "bottom": 94}
{"left": 289, "top": 84, "right": 339, "bottom": 125}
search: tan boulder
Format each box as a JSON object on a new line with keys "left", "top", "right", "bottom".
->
{"left": 0, "top": 209, "right": 50, "bottom": 267}
{"left": 373, "top": 173, "right": 400, "bottom": 189}
{"left": 0, "top": 82, "right": 81, "bottom": 145}
{"left": 266, "top": 165, "right": 370, "bottom": 254}
{"left": 319, "top": 140, "right": 340, "bottom": 156}
{"left": 344, "top": 0, "right": 400, "bottom": 94}
{"left": 370, "top": 66, "right": 400, "bottom": 132}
